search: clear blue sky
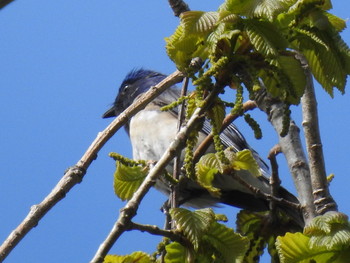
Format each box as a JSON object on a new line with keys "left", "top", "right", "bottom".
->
{"left": 0, "top": 1, "right": 349, "bottom": 262}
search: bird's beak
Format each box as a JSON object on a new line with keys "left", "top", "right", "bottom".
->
{"left": 102, "top": 107, "right": 116, "bottom": 118}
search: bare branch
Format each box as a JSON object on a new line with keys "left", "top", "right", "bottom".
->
{"left": 301, "top": 68, "right": 338, "bottom": 214}
{"left": 170, "top": 77, "right": 189, "bottom": 220}
{"left": 130, "top": 222, "right": 184, "bottom": 243}
{"left": 268, "top": 145, "right": 282, "bottom": 213}
{"left": 255, "top": 92, "right": 316, "bottom": 224}
{"left": 167, "top": 0, "right": 190, "bottom": 17}
{"left": 0, "top": 0, "right": 14, "bottom": 9}
{"left": 0, "top": 71, "right": 184, "bottom": 262}
{"left": 90, "top": 86, "right": 223, "bottom": 263}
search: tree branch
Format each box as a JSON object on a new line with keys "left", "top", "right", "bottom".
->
{"left": 0, "top": 71, "right": 184, "bottom": 262}
{"left": 167, "top": 0, "right": 190, "bottom": 17}
{"left": 301, "top": 68, "right": 338, "bottom": 214}
{"left": 255, "top": 92, "right": 316, "bottom": 224}
{"left": 90, "top": 86, "right": 223, "bottom": 263}
{"left": 0, "top": 0, "right": 14, "bottom": 9}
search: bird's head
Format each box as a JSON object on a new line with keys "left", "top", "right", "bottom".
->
{"left": 102, "top": 69, "right": 167, "bottom": 118}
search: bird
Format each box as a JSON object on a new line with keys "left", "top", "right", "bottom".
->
{"left": 102, "top": 68, "right": 303, "bottom": 226}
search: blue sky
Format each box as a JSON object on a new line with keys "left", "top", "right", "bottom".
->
{"left": 0, "top": 1, "right": 349, "bottom": 262}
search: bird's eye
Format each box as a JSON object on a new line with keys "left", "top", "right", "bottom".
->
{"left": 122, "top": 85, "right": 129, "bottom": 94}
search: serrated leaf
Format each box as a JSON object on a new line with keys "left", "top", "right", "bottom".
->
{"left": 276, "top": 232, "right": 337, "bottom": 263}
{"left": 195, "top": 153, "right": 223, "bottom": 197}
{"left": 232, "top": 149, "right": 261, "bottom": 178}
{"left": 181, "top": 11, "right": 219, "bottom": 35}
{"left": 269, "top": 54, "right": 306, "bottom": 104}
{"left": 293, "top": 28, "right": 347, "bottom": 96}
{"left": 164, "top": 242, "right": 189, "bottom": 263}
{"left": 113, "top": 162, "right": 148, "bottom": 201}
{"left": 104, "top": 251, "right": 152, "bottom": 263}
{"left": 203, "top": 222, "right": 249, "bottom": 262}
{"left": 325, "top": 12, "right": 347, "bottom": 32}
{"left": 236, "top": 211, "right": 266, "bottom": 262}
{"left": 165, "top": 25, "right": 209, "bottom": 70}
{"left": 245, "top": 19, "right": 289, "bottom": 57}
{"left": 220, "top": 0, "right": 291, "bottom": 21}
{"left": 302, "top": 212, "right": 350, "bottom": 251}
{"left": 288, "top": 0, "right": 332, "bottom": 16}
{"left": 207, "top": 99, "right": 226, "bottom": 130}
{"left": 170, "top": 208, "right": 215, "bottom": 250}
{"left": 236, "top": 210, "right": 264, "bottom": 235}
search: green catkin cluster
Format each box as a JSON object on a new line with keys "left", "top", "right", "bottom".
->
{"left": 183, "top": 56, "right": 230, "bottom": 178}
{"left": 184, "top": 129, "right": 199, "bottom": 179}
{"left": 244, "top": 114, "right": 262, "bottom": 140}
{"left": 192, "top": 56, "right": 229, "bottom": 87}
{"left": 109, "top": 152, "right": 146, "bottom": 167}
{"left": 230, "top": 84, "right": 244, "bottom": 116}
{"left": 160, "top": 95, "right": 189, "bottom": 112}
{"left": 280, "top": 104, "right": 291, "bottom": 137}
{"left": 209, "top": 118, "right": 229, "bottom": 164}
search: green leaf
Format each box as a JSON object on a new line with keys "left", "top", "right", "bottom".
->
{"left": 269, "top": 54, "right": 307, "bottom": 104}
{"left": 203, "top": 222, "right": 249, "bottom": 262}
{"left": 304, "top": 212, "right": 350, "bottom": 250}
{"left": 195, "top": 153, "right": 223, "bottom": 197}
{"left": 236, "top": 211, "right": 266, "bottom": 262}
{"left": 113, "top": 161, "right": 148, "bottom": 201}
{"left": 292, "top": 26, "right": 349, "bottom": 96}
{"left": 104, "top": 251, "right": 152, "bottom": 263}
{"left": 181, "top": 11, "right": 219, "bottom": 35}
{"left": 325, "top": 12, "right": 347, "bottom": 32}
{"left": 288, "top": 0, "right": 332, "bottom": 17}
{"left": 232, "top": 149, "right": 261, "bottom": 178}
{"left": 276, "top": 232, "right": 338, "bottom": 263}
{"left": 165, "top": 25, "right": 208, "bottom": 70}
{"left": 207, "top": 98, "right": 226, "bottom": 131}
{"left": 170, "top": 208, "right": 215, "bottom": 250}
{"left": 220, "top": 0, "right": 291, "bottom": 21}
{"left": 245, "top": 19, "right": 289, "bottom": 57}
{"left": 164, "top": 242, "right": 190, "bottom": 263}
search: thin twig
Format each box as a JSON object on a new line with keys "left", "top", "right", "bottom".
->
{"left": 230, "top": 168, "right": 301, "bottom": 210}
{"left": 90, "top": 85, "right": 223, "bottom": 263}
{"left": 130, "top": 222, "right": 184, "bottom": 243}
{"left": 170, "top": 77, "right": 189, "bottom": 220}
{"left": 267, "top": 145, "right": 282, "bottom": 213}
{"left": 0, "top": 71, "right": 184, "bottom": 262}
{"left": 301, "top": 64, "right": 338, "bottom": 214}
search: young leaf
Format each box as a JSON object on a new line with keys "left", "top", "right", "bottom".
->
{"left": 221, "top": 0, "right": 290, "bottom": 21}
{"left": 245, "top": 19, "right": 288, "bottom": 57}
{"left": 113, "top": 162, "right": 148, "bottom": 201}
{"left": 195, "top": 153, "right": 224, "bottom": 197}
{"left": 276, "top": 232, "right": 338, "bottom": 263}
{"left": 269, "top": 54, "right": 307, "bottom": 104}
{"left": 231, "top": 149, "right": 261, "bottom": 178}
{"left": 170, "top": 208, "right": 215, "bottom": 250}
{"left": 236, "top": 210, "right": 267, "bottom": 262}
{"left": 181, "top": 11, "right": 219, "bottom": 35}
{"left": 165, "top": 25, "right": 208, "bottom": 70}
{"left": 304, "top": 212, "right": 350, "bottom": 250}
{"left": 207, "top": 98, "right": 226, "bottom": 131}
{"left": 164, "top": 242, "right": 189, "bottom": 263}
{"left": 104, "top": 251, "right": 152, "bottom": 263}
{"left": 203, "top": 222, "right": 249, "bottom": 262}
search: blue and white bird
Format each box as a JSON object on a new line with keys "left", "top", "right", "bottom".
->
{"left": 103, "top": 69, "right": 303, "bottom": 225}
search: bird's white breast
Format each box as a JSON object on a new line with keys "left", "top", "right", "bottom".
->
{"left": 129, "top": 109, "right": 178, "bottom": 162}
